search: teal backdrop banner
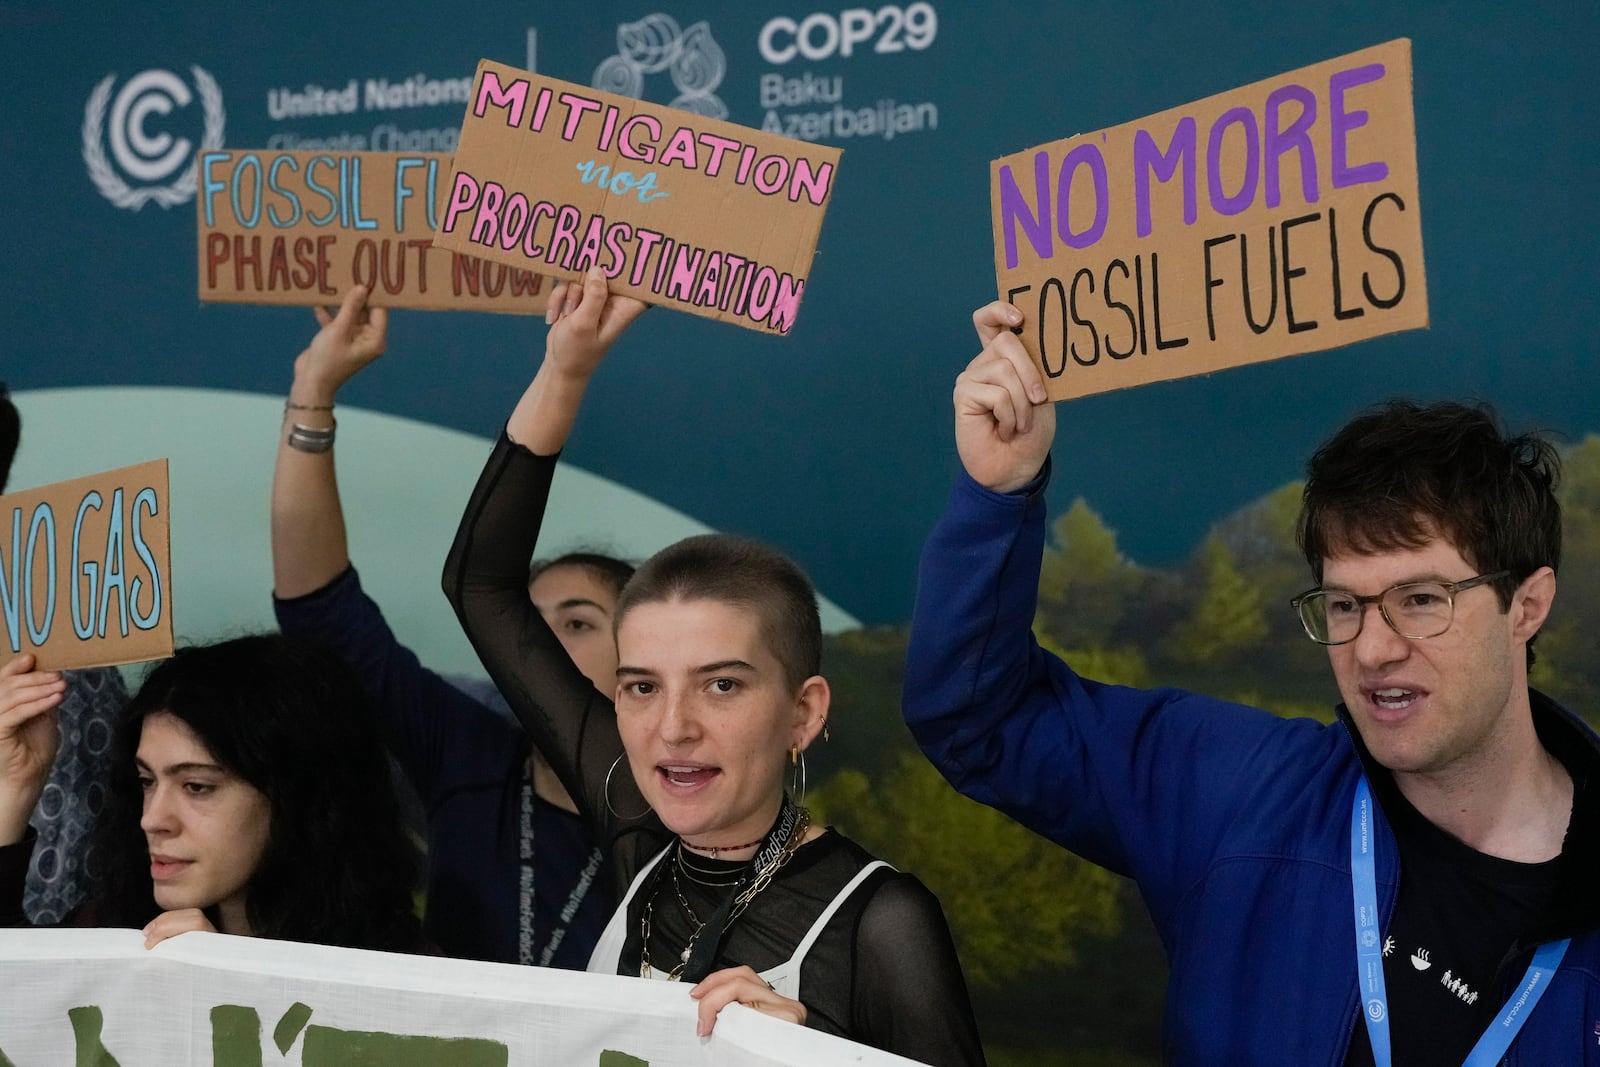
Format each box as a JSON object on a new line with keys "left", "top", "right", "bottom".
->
{"left": 3, "top": 1, "right": 1596, "bottom": 629}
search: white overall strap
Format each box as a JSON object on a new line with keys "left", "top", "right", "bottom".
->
{"left": 586, "top": 844, "right": 671, "bottom": 975}
{"left": 759, "top": 860, "right": 893, "bottom": 1000}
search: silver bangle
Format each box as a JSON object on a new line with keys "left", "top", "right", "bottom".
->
{"left": 286, "top": 420, "right": 336, "bottom": 453}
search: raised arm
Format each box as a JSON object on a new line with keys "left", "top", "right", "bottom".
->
{"left": 270, "top": 290, "right": 523, "bottom": 801}
{"left": 443, "top": 268, "right": 649, "bottom": 847}
{"left": 270, "top": 285, "right": 387, "bottom": 599}
{"left": 904, "top": 300, "right": 1325, "bottom": 910}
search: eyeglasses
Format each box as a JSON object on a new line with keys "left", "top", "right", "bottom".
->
{"left": 1289, "top": 571, "right": 1510, "bottom": 645}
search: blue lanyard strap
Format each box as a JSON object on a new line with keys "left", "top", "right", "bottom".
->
{"left": 1351, "top": 778, "right": 1392, "bottom": 1064}
{"left": 1350, "top": 776, "right": 1570, "bottom": 1067}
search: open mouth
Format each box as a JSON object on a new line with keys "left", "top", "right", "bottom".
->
{"left": 1369, "top": 687, "right": 1419, "bottom": 711}
{"left": 658, "top": 764, "right": 719, "bottom": 789}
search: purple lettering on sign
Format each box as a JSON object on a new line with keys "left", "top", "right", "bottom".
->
{"left": 999, "top": 151, "right": 1053, "bottom": 270}
{"left": 1265, "top": 84, "right": 1319, "bottom": 209}
{"left": 1057, "top": 143, "right": 1109, "bottom": 249}
{"left": 1206, "top": 106, "right": 1260, "bottom": 217}
{"left": 1330, "top": 64, "right": 1389, "bottom": 188}
{"left": 474, "top": 71, "right": 528, "bottom": 127}
{"left": 1134, "top": 117, "right": 1197, "bottom": 238}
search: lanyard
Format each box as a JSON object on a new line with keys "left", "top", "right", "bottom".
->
{"left": 1351, "top": 777, "right": 1570, "bottom": 1067}
{"left": 519, "top": 773, "right": 604, "bottom": 967}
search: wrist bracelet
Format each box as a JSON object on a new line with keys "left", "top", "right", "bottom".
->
{"left": 286, "top": 420, "right": 336, "bottom": 453}
{"left": 285, "top": 400, "right": 334, "bottom": 412}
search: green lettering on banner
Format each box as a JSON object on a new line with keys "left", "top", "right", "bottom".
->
{"left": 303, "top": 1025, "right": 507, "bottom": 1065}
{"left": 273, "top": 1002, "right": 314, "bottom": 1054}
{"left": 599, "top": 1053, "right": 650, "bottom": 1067}
{"left": 211, "top": 1005, "right": 263, "bottom": 1066}
{"left": 68, "top": 1007, "right": 122, "bottom": 1067}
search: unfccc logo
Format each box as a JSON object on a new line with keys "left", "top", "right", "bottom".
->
{"left": 83, "top": 66, "right": 226, "bottom": 210}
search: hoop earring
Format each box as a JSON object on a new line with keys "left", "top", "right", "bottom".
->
{"left": 604, "top": 752, "right": 652, "bottom": 820}
{"left": 788, "top": 748, "right": 807, "bottom": 807}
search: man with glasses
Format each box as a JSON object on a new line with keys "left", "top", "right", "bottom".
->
{"left": 901, "top": 300, "right": 1598, "bottom": 1065}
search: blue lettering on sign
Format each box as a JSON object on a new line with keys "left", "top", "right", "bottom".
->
{"left": 96, "top": 488, "right": 128, "bottom": 640}
{"left": 130, "top": 487, "right": 162, "bottom": 631}
{"left": 574, "top": 160, "right": 670, "bottom": 203}
{"left": 231, "top": 154, "right": 264, "bottom": 228}
{"left": 71, "top": 491, "right": 102, "bottom": 640}
{"left": 0, "top": 508, "right": 21, "bottom": 651}
{"left": 25, "top": 504, "right": 56, "bottom": 644}
{"left": 267, "top": 154, "right": 304, "bottom": 227}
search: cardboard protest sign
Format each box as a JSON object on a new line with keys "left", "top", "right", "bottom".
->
{"left": 0, "top": 460, "right": 172, "bottom": 670}
{"left": 992, "top": 38, "right": 1427, "bottom": 400}
{"left": 197, "top": 150, "right": 552, "bottom": 312}
{"left": 433, "top": 60, "right": 842, "bottom": 335}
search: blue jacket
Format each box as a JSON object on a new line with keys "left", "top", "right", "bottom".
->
{"left": 903, "top": 468, "right": 1600, "bottom": 1066}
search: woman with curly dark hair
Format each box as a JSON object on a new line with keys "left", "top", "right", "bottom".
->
{"left": 1, "top": 633, "right": 424, "bottom": 952}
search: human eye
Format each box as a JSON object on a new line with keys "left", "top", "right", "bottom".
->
{"left": 562, "top": 618, "right": 595, "bottom": 633}
{"left": 1395, "top": 584, "right": 1447, "bottom": 611}
{"left": 622, "top": 680, "right": 656, "bottom": 697}
{"left": 1323, "top": 592, "right": 1359, "bottom": 616}
{"left": 708, "top": 677, "right": 740, "bottom": 695}
{"left": 136, "top": 774, "right": 155, "bottom": 792}
{"left": 183, "top": 780, "right": 217, "bottom": 796}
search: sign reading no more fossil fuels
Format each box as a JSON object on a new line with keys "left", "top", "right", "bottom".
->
{"left": 992, "top": 38, "right": 1428, "bottom": 401}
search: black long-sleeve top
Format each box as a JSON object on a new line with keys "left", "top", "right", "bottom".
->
{"left": 442, "top": 432, "right": 986, "bottom": 1066}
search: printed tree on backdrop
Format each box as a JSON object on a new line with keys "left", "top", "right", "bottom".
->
{"left": 1165, "top": 534, "right": 1268, "bottom": 665}
{"left": 1036, "top": 497, "right": 1144, "bottom": 650}
{"left": 811, "top": 752, "right": 1121, "bottom": 988}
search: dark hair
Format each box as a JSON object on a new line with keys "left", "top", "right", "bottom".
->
{"left": 528, "top": 551, "right": 635, "bottom": 600}
{"left": 1298, "top": 400, "right": 1561, "bottom": 668}
{"left": 89, "top": 634, "right": 422, "bottom": 950}
{"left": 615, "top": 534, "right": 821, "bottom": 689}
{"left": 0, "top": 383, "right": 19, "bottom": 494}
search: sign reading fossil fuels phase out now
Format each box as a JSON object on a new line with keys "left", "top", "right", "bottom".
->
{"left": 0, "top": 461, "right": 173, "bottom": 671}
{"left": 992, "top": 38, "right": 1427, "bottom": 400}
{"left": 196, "top": 150, "right": 551, "bottom": 313}
{"left": 434, "top": 60, "right": 842, "bottom": 335}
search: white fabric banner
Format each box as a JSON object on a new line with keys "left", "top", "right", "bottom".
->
{"left": 0, "top": 929, "right": 924, "bottom": 1066}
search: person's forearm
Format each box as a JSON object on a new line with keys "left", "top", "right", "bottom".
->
{"left": 505, "top": 358, "right": 597, "bottom": 455}
{"left": 270, "top": 365, "right": 350, "bottom": 599}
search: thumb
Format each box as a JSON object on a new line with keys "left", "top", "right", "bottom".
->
{"left": 333, "top": 284, "right": 371, "bottom": 330}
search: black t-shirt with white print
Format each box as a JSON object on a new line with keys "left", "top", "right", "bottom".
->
{"left": 1343, "top": 772, "right": 1563, "bottom": 1067}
